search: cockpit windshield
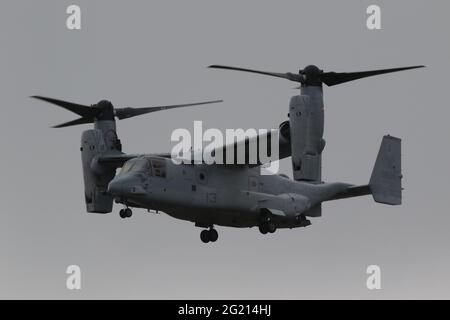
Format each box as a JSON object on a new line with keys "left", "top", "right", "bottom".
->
{"left": 119, "top": 158, "right": 149, "bottom": 175}
{"left": 119, "top": 156, "right": 167, "bottom": 178}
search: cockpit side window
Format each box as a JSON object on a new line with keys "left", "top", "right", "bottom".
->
{"left": 132, "top": 159, "right": 149, "bottom": 172}
{"left": 150, "top": 158, "right": 166, "bottom": 178}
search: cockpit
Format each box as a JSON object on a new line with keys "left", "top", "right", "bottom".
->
{"left": 119, "top": 157, "right": 167, "bottom": 178}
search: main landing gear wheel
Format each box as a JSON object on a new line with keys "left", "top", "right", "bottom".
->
{"left": 200, "top": 228, "right": 219, "bottom": 243}
{"left": 259, "top": 221, "right": 277, "bottom": 234}
{"left": 259, "top": 224, "right": 268, "bottom": 234}
{"left": 267, "top": 222, "right": 276, "bottom": 233}
{"left": 209, "top": 228, "right": 218, "bottom": 242}
{"left": 119, "top": 208, "right": 133, "bottom": 219}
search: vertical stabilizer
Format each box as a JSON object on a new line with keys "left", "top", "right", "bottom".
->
{"left": 369, "top": 135, "right": 402, "bottom": 205}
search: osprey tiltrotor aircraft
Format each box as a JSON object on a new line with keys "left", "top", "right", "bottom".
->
{"left": 33, "top": 63, "right": 423, "bottom": 243}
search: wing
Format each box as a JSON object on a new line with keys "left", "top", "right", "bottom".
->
{"left": 219, "top": 129, "right": 291, "bottom": 166}
{"left": 176, "top": 129, "right": 291, "bottom": 166}
{"left": 99, "top": 123, "right": 293, "bottom": 167}
{"left": 97, "top": 152, "right": 171, "bottom": 167}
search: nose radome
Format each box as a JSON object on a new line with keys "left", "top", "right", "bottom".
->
{"left": 107, "top": 178, "right": 123, "bottom": 196}
{"left": 108, "top": 174, "right": 145, "bottom": 196}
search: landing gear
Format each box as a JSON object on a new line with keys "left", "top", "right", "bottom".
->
{"left": 258, "top": 209, "right": 277, "bottom": 235}
{"left": 209, "top": 228, "right": 218, "bottom": 242}
{"left": 200, "top": 228, "right": 219, "bottom": 243}
{"left": 200, "top": 230, "right": 209, "bottom": 243}
{"left": 297, "top": 214, "right": 311, "bottom": 227}
{"left": 259, "top": 221, "right": 277, "bottom": 234}
{"left": 119, "top": 208, "right": 132, "bottom": 219}
{"left": 259, "top": 224, "right": 268, "bottom": 234}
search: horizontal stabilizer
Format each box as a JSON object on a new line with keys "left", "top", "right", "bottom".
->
{"left": 330, "top": 185, "right": 371, "bottom": 201}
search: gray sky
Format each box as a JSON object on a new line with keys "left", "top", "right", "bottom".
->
{"left": 1, "top": 0, "right": 449, "bottom": 299}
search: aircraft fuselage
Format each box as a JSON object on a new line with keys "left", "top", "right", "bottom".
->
{"left": 107, "top": 156, "right": 350, "bottom": 229}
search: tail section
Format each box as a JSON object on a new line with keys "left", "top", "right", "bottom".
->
{"left": 326, "top": 135, "right": 402, "bottom": 205}
{"left": 369, "top": 135, "right": 402, "bottom": 205}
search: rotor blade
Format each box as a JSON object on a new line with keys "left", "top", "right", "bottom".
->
{"left": 321, "top": 65, "right": 425, "bottom": 86}
{"left": 115, "top": 99, "right": 223, "bottom": 120}
{"left": 31, "top": 95, "right": 101, "bottom": 118}
{"left": 208, "top": 65, "right": 303, "bottom": 82}
{"left": 52, "top": 117, "right": 95, "bottom": 128}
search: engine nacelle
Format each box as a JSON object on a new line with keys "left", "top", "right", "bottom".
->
{"left": 289, "top": 90, "right": 325, "bottom": 182}
{"left": 81, "top": 129, "right": 117, "bottom": 213}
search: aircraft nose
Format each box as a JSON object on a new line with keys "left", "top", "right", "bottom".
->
{"left": 108, "top": 174, "right": 145, "bottom": 196}
{"left": 107, "top": 178, "right": 123, "bottom": 196}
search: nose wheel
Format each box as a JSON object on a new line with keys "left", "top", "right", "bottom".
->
{"left": 119, "top": 208, "right": 132, "bottom": 219}
{"left": 200, "top": 228, "right": 218, "bottom": 243}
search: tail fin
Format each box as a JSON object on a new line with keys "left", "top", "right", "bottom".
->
{"left": 369, "top": 135, "right": 402, "bottom": 205}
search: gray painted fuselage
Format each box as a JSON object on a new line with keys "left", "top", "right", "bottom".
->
{"left": 108, "top": 157, "right": 351, "bottom": 229}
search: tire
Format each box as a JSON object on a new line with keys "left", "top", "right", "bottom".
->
{"left": 259, "top": 224, "right": 268, "bottom": 234}
{"left": 267, "top": 222, "right": 276, "bottom": 233}
{"left": 125, "top": 208, "right": 132, "bottom": 218}
{"left": 200, "top": 230, "right": 210, "bottom": 243}
{"left": 209, "top": 229, "right": 218, "bottom": 242}
{"left": 119, "top": 209, "right": 127, "bottom": 219}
